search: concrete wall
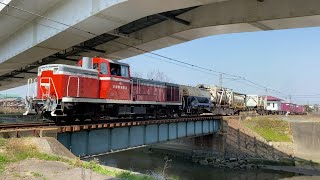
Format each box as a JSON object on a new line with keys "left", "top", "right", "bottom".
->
{"left": 225, "top": 121, "right": 291, "bottom": 160}
{"left": 291, "top": 122, "right": 320, "bottom": 163}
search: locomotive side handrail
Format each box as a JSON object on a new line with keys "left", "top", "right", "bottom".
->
{"left": 67, "top": 76, "right": 80, "bottom": 97}
{"left": 137, "top": 79, "right": 140, "bottom": 95}
{"left": 130, "top": 79, "right": 134, "bottom": 101}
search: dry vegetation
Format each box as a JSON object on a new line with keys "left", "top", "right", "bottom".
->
{"left": 0, "top": 107, "right": 25, "bottom": 114}
{"left": 243, "top": 117, "right": 292, "bottom": 142}
{"left": 0, "top": 138, "right": 154, "bottom": 180}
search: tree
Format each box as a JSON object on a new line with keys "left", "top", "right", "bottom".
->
{"left": 147, "top": 69, "right": 172, "bottom": 82}
{"left": 131, "top": 71, "right": 144, "bottom": 78}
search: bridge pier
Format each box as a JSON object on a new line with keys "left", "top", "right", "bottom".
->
{"left": 149, "top": 132, "right": 225, "bottom": 160}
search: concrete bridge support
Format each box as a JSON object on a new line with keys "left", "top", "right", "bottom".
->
{"left": 292, "top": 122, "right": 320, "bottom": 163}
{"left": 150, "top": 133, "right": 225, "bottom": 159}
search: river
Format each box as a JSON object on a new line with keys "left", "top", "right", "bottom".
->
{"left": 87, "top": 147, "right": 299, "bottom": 180}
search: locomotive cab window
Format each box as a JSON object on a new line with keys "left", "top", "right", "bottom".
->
{"left": 100, "top": 62, "right": 108, "bottom": 75}
{"left": 110, "top": 63, "right": 121, "bottom": 76}
{"left": 121, "top": 66, "right": 129, "bottom": 78}
{"left": 93, "top": 63, "right": 99, "bottom": 70}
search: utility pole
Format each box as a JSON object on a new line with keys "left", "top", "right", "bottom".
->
{"left": 289, "top": 95, "right": 292, "bottom": 104}
{"left": 265, "top": 88, "right": 268, "bottom": 96}
{"left": 264, "top": 88, "right": 268, "bottom": 108}
{"left": 219, "top": 74, "right": 223, "bottom": 89}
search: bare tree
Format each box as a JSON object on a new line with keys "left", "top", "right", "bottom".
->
{"left": 147, "top": 69, "right": 172, "bottom": 82}
{"left": 131, "top": 71, "right": 144, "bottom": 78}
{"left": 162, "top": 156, "right": 172, "bottom": 178}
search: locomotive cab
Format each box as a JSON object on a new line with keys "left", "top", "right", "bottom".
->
{"left": 78, "top": 58, "right": 131, "bottom": 100}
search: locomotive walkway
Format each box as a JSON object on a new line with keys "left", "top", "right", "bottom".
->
{"left": 0, "top": 116, "right": 222, "bottom": 157}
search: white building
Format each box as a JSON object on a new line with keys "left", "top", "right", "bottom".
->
{"left": 266, "top": 96, "right": 282, "bottom": 111}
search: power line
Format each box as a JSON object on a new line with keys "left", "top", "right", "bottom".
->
{"left": 291, "top": 94, "right": 320, "bottom": 97}
{"left": 111, "top": 39, "right": 286, "bottom": 95}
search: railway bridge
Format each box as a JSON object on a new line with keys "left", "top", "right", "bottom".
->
{"left": 0, "top": 116, "right": 222, "bottom": 157}
{"left": 58, "top": 117, "right": 221, "bottom": 157}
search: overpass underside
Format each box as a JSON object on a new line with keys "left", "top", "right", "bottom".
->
{"left": 57, "top": 118, "right": 221, "bottom": 157}
{"left": 1, "top": 0, "right": 320, "bottom": 89}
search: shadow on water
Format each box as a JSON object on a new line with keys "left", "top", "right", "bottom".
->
{"left": 87, "top": 148, "right": 298, "bottom": 180}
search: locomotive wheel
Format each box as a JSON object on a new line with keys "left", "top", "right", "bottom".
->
{"left": 78, "top": 117, "right": 86, "bottom": 122}
{"left": 91, "top": 114, "right": 100, "bottom": 122}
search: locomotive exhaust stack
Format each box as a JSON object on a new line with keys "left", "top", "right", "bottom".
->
{"left": 82, "top": 57, "right": 93, "bottom": 69}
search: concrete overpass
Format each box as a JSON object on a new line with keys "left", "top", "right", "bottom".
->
{"left": 0, "top": 0, "right": 320, "bottom": 90}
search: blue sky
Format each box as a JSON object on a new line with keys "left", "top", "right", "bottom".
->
{"left": 2, "top": 27, "right": 320, "bottom": 104}
{"left": 122, "top": 27, "right": 320, "bottom": 104}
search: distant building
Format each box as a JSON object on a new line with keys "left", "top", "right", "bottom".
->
{"left": 0, "top": 94, "right": 25, "bottom": 109}
{"left": 266, "top": 96, "right": 282, "bottom": 111}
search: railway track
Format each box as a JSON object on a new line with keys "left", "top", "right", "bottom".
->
{"left": 0, "top": 115, "right": 223, "bottom": 130}
{"left": 0, "top": 113, "right": 301, "bottom": 131}
{"left": 0, "top": 122, "right": 56, "bottom": 130}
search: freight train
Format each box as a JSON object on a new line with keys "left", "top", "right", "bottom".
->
{"left": 23, "top": 57, "right": 305, "bottom": 121}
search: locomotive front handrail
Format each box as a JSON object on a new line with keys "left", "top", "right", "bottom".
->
{"left": 25, "top": 78, "right": 38, "bottom": 99}
{"left": 33, "top": 78, "right": 37, "bottom": 98}
{"left": 26, "top": 78, "right": 33, "bottom": 98}
{"left": 39, "top": 77, "right": 59, "bottom": 105}
{"left": 67, "top": 76, "right": 80, "bottom": 97}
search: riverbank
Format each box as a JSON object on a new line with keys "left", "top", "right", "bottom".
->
{"left": 90, "top": 147, "right": 299, "bottom": 180}
{"left": 0, "top": 137, "right": 153, "bottom": 180}
{"left": 147, "top": 115, "right": 320, "bottom": 178}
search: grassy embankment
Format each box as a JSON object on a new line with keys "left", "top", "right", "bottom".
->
{"left": 243, "top": 117, "right": 292, "bottom": 142}
{"left": 0, "top": 138, "right": 154, "bottom": 180}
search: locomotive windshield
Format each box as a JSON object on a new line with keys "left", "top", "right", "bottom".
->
{"left": 100, "top": 63, "right": 108, "bottom": 74}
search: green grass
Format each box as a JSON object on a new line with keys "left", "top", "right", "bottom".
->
{"left": 243, "top": 117, "right": 292, "bottom": 142}
{"left": 0, "top": 138, "right": 156, "bottom": 180}
{"left": 0, "top": 138, "right": 6, "bottom": 147}
{"left": 31, "top": 172, "right": 44, "bottom": 177}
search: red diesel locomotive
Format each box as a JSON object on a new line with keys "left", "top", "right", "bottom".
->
{"left": 25, "top": 57, "right": 181, "bottom": 121}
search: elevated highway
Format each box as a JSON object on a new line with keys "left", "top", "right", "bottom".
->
{"left": 0, "top": 0, "right": 320, "bottom": 90}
